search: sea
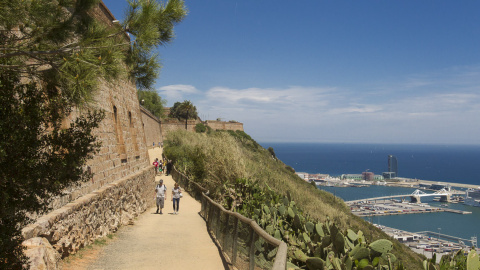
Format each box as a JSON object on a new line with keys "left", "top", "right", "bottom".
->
{"left": 260, "top": 143, "right": 480, "bottom": 243}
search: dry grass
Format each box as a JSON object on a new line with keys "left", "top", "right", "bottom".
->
{"left": 164, "top": 130, "right": 425, "bottom": 269}
{"left": 60, "top": 234, "right": 115, "bottom": 270}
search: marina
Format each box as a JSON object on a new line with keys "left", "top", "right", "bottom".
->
{"left": 265, "top": 142, "right": 480, "bottom": 263}
{"left": 348, "top": 199, "right": 472, "bottom": 217}
{"left": 317, "top": 184, "right": 480, "bottom": 243}
{"left": 374, "top": 225, "right": 478, "bottom": 263}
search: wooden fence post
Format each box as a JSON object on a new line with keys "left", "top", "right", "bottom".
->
{"left": 249, "top": 227, "right": 258, "bottom": 270}
{"left": 232, "top": 217, "right": 239, "bottom": 265}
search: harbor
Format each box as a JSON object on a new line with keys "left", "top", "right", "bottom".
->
{"left": 268, "top": 143, "right": 480, "bottom": 264}
{"left": 317, "top": 184, "right": 480, "bottom": 244}
{"left": 347, "top": 198, "right": 472, "bottom": 217}
{"left": 374, "top": 225, "right": 478, "bottom": 263}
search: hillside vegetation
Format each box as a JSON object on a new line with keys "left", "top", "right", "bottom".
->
{"left": 164, "top": 129, "right": 425, "bottom": 269}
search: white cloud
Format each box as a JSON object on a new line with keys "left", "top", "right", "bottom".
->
{"left": 327, "top": 105, "right": 383, "bottom": 115}
{"left": 161, "top": 65, "right": 480, "bottom": 144}
{"left": 206, "top": 86, "right": 335, "bottom": 106}
{"left": 157, "top": 84, "right": 199, "bottom": 103}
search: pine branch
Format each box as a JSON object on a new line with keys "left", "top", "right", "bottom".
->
{"left": 0, "top": 43, "right": 130, "bottom": 59}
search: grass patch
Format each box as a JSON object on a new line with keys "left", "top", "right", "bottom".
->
{"left": 164, "top": 129, "right": 426, "bottom": 269}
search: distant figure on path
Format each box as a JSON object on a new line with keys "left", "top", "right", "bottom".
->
{"left": 155, "top": 179, "right": 167, "bottom": 214}
{"left": 153, "top": 158, "right": 159, "bottom": 175}
{"left": 166, "top": 160, "right": 173, "bottom": 176}
{"left": 171, "top": 183, "right": 182, "bottom": 214}
{"left": 163, "top": 159, "right": 167, "bottom": 174}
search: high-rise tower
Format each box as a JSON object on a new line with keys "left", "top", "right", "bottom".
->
{"left": 388, "top": 155, "right": 398, "bottom": 178}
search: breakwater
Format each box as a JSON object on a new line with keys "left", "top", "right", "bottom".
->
{"left": 319, "top": 185, "right": 480, "bottom": 241}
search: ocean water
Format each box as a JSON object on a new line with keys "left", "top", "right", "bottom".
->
{"left": 260, "top": 143, "right": 480, "bottom": 242}
{"left": 260, "top": 143, "right": 480, "bottom": 185}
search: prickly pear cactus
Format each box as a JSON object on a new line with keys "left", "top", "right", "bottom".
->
{"left": 221, "top": 178, "right": 406, "bottom": 270}
{"left": 347, "top": 229, "right": 358, "bottom": 242}
{"left": 306, "top": 257, "right": 325, "bottom": 270}
{"left": 467, "top": 249, "right": 480, "bottom": 270}
{"left": 315, "top": 223, "right": 324, "bottom": 237}
{"left": 306, "top": 221, "right": 315, "bottom": 234}
{"left": 369, "top": 239, "right": 393, "bottom": 254}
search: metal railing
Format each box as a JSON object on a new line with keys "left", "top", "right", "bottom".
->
{"left": 171, "top": 168, "right": 287, "bottom": 270}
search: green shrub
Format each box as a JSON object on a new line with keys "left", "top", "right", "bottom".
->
{"left": 267, "top": 147, "right": 277, "bottom": 159}
{"left": 195, "top": 123, "right": 207, "bottom": 133}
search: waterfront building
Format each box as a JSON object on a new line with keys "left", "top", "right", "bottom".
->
{"left": 464, "top": 187, "right": 480, "bottom": 207}
{"left": 383, "top": 172, "right": 396, "bottom": 180}
{"left": 341, "top": 174, "right": 364, "bottom": 180}
{"left": 388, "top": 155, "right": 398, "bottom": 178}
{"left": 362, "top": 171, "right": 374, "bottom": 181}
{"left": 431, "top": 183, "right": 451, "bottom": 191}
{"left": 296, "top": 172, "right": 307, "bottom": 180}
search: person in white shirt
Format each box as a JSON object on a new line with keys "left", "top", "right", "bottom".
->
{"left": 171, "top": 183, "right": 182, "bottom": 214}
{"left": 155, "top": 179, "right": 167, "bottom": 214}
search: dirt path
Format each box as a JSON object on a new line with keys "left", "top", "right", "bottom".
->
{"left": 63, "top": 147, "right": 228, "bottom": 270}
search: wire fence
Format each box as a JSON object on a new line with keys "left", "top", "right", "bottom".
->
{"left": 171, "top": 168, "right": 287, "bottom": 270}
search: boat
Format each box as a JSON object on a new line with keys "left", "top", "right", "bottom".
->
{"left": 464, "top": 188, "right": 480, "bottom": 207}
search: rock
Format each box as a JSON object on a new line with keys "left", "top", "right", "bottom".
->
{"left": 23, "top": 237, "right": 61, "bottom": 270}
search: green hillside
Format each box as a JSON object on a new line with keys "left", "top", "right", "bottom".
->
{"left": 164, "top": 129, "right": 425, "bottom": 269}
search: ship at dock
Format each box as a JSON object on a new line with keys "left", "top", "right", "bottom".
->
{"left": 464, "top": 187, "right": 480, "bottom": 207}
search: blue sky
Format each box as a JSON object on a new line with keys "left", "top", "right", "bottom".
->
{"left": 103, "top": 0, "right": 480, "bottom": 145}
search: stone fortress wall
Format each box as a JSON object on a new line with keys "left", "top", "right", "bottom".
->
{"left": 160, "top": 119, "right": 244, "bottom": 138}
{"left": 45, "top": 2, "right": 151, "bottom": 212}
{"left": 140, "top": 105, "right": 163, "bottom": 148}
{"left": 205, "top": 120, "right": 244, "bottom": 132}
{"left": 160, "top": 118, "right": 200, "bottom": 137}
{"left": 21, "top": 2, "right": 244, "bottom": 268}
{"left": 21, "top": 4, "right": 155, "bottom": 268}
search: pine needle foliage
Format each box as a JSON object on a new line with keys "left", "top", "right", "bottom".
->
{"left": 124, "top": 0, "right": 187, "bottom": 89}
{"left": 1, "top": 0, "right": 187, "bottom": 268}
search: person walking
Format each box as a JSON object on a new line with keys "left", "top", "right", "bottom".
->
{"left": 155, "top": 179, "right": 167, "bottom": 214}
{"left": 171, "top": 183, "right": 182, "bottom": 215}
{"left": 163, "top": 159, "right": 167, "bottom": 175}
{"left": 153, "top": 158, "right": 159, "bottom": 175}
{"left": 166, "top": 160, "right": 172, "bottom": 176}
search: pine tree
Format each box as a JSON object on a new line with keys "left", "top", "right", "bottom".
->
{"left": 0, "top": 0, "right": 186, "bottom": 268}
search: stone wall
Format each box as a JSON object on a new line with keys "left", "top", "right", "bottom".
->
{"left": 140, "top": 105, "right": 162, "bottom": 148}
{"left": 18, "top": 2, "right": 246, "bottom": 268}
{"left": 22, "top": 166, "right": 155, "bottom": 267}
{"left": 160, "top": 119, "right": 244, "bottom": 138}
{"left": 205, "top": 120, "right": 244, "bottom": 132}
{"left": 46, "top": 77, "right": 151, "bottom": 212}
{"left": 161, "top": 118, "right": 200, "bottom": 138}
{"left": 43, "top": 3, "right": 151, "bottom": 212}
{"left": 21, "top": 3, "right": 155, "bottom": 268}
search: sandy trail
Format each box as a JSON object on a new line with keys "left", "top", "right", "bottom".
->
{"left": 66, "top": 147, "right": 227, "bottom": 270}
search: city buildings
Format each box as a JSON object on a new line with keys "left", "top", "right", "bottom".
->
{"left": 383, "top": 155, "right": 398, "bottom": 179}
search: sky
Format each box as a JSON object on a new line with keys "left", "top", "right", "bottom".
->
{"left": 102, "top": 0, "right": 480, "bottom": 145}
